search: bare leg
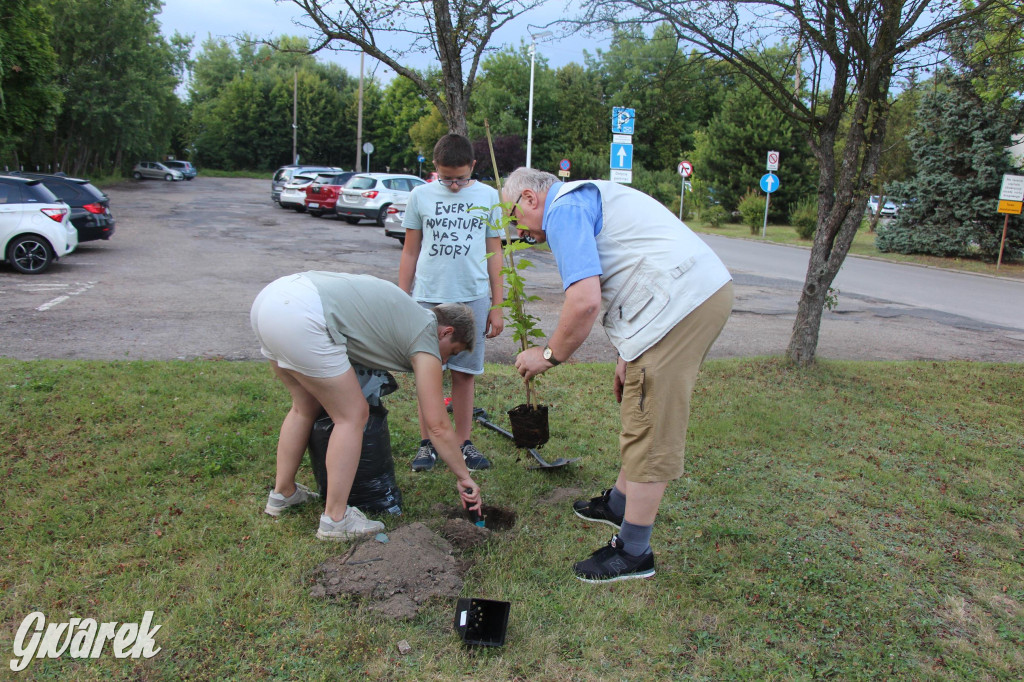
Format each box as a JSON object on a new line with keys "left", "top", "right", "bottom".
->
{"left": 272, "top": 363, "right": 368, "bottom": 521}
{"left": 450, "top": 370, "right": 475, "bottom": 444}
{"left": 270, "top": 362, "right": 321, "bottom": 498}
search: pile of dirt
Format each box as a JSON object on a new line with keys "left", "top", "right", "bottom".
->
{"left": 309, "top": 506, "right": 517, "bottom": 620}
{"left": 310, "top": 523, "right": 462, "bottom": 619}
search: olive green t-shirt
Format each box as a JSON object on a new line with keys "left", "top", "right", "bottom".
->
{"left": 304, "top": 271, "right": 440, "bottom": 372}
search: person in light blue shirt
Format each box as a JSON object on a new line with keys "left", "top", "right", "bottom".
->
{"left": 399, "top": 134, "right": 505, "bottom": 473}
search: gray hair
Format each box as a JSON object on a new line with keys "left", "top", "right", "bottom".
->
{"left": 502, "top": 167, "right": 559, "bottom": 202}
{"left": 431, "top": 303, "right": 476, "bottom": 352}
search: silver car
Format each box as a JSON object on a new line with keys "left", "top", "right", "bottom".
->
{"left": 337, "top": 173, "right": 425, "bottom": 226}
{"left": 382, "top": 202, "right": 408, "bottom": 244}
{"left": 132, "top": 162, "right": 184, "bottom": 181}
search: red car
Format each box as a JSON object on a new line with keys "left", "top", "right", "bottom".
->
{"left": 304, "top": 172, "right": 355, "bottom": 219}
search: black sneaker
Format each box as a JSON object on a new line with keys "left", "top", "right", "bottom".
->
{"left": 461, "top": 441, "right": 491, "bottom": 471}
{"left": 573, "top": 535, "right": 656, "bottom": 583}
{"left": 411, "top": 440, "right": 437, "bottom": 472}
{"left": 572, "top": 488, "right": 623, "bottom": 529}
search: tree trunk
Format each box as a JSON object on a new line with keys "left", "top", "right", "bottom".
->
{"left": 788, "top": 67, "right": 891, "bottom": 365}
{"left": 432, "top": 0, "right": 469, "bottom": 136}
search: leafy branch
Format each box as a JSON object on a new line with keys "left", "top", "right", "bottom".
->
{"left": 478, "top": 119, "right": 544, "bottom": 407}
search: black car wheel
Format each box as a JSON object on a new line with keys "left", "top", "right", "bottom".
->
{"left": 344, "top": 216, "right": 361, "bottom": 225}
{"left": 8, "top": 235, "right": 54, "bottom": 274}
{"left": 164, "top": 174, "right": 173, "bottom": 181}
{"left": 293, "top": 205, "right": 305, "bottom": 213}
{"left": 133, "top": 171, "right": 142, "bottom": 180}
{"left": 309, "top": 210, "right": 322, "bottom": 218}
{"left": 375, "top": 204, "right": 390, "bottom": 227}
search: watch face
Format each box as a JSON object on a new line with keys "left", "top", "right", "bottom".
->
{"left": 543, "top": 347, "right": 552, "bottom": 360}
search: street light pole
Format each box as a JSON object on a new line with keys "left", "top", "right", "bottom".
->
{"left": 526, "top": 31, "right": 552, "bottom": 169}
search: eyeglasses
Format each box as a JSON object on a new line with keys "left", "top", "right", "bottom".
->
{"left": 438, "top": 177, "right": 472, "bottom": 187}
{"left": 508, "top": 193, "right": 523, "bottom": 228}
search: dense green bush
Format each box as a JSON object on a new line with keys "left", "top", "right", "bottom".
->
{"left": 789, "top": 197, "right": 818, "bottom": 240}
{"left": 703, "top": 204, "right": 729, "bottom": 227}
{"left": 875, "top": 82, "right": 1023, "bottom": 261}
{"left": 738, "top": 189, "right": 765, "bottom": 234}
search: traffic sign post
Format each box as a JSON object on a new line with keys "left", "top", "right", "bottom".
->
{"left": 609, "top": 107, "right": 636, "bottom": 184}
{"left": 558, "top": 158, "right": 571, "bottom": 178}
{"left": 611, "top": 108, "right": 635, "bottom": 135}
{"left": 996, "top": 174, "right": 1024, "bottom": 269}
{"left": 363, "top": 142, "right": 374, "bottom": 172}
{"left": 677, "top": 161, "right": 694, "bottom": 220}
{"left": 766, "top": 150, "right": 780, "bottom": 171}
{"left": 417, "top": 154, "right": 425, "bottom": 177}
{"left": 610, "top": 142, "right": 633, "bottom": 184}
{"left": 759, "top": 173, "right": 780, "bottom": 237}
{"left": 610, "top": 143, "right": 633, "bottom": 170}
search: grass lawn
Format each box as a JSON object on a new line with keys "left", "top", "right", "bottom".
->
{"left": 688, "top": 219, "right": 1024, "bottom": 281}
{"left": 2, "top": 358, "right": 1022, "bottom": 680}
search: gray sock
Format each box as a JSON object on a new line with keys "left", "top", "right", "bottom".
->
{"left": 619, "top": 521, "right": 653, "bottom": 556}
{"left": 608, "top": 486, "right": 627, "bottom": 517}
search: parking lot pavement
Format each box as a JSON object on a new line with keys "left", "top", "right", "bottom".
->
{"left": 2, "top": 177, "right": 1022, "bottom": 364}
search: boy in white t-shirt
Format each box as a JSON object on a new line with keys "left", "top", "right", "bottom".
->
{"left": 398, "top": 134, "right": 504, "bottom": 472}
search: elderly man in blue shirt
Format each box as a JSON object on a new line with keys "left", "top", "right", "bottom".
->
{"left": 503, "top": 168, "right": 734, "bottom": 583}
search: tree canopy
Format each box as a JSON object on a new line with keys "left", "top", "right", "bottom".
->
{"left": 284, "top": 0, "right": 547, "bottom": 136}
{"left": 576, "top": 0, "right": 1013, "bottom": 365}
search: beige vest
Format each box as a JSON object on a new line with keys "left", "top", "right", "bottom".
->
{"left": 552, "top": 181, "right": 731, "bottom": 360}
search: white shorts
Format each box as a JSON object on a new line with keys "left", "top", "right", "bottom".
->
{"left": 250, "top": 274, "right": 351, "bottom": 378}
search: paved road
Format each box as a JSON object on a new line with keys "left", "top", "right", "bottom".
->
{"left": 702, "top": 233, "right": 1024, "bottom": 331}
{"left": 1, "top": 177, "right": 1021, "bottom": 364}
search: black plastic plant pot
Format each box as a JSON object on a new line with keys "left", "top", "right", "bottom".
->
{"left": 506, "top": 403, "right": 549, "bottom": 448}
{"left": 453, "top": 597, "right": 510, "bottom": 647}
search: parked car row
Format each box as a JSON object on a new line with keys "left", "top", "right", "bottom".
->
{"left": 10, "top": 172, "right": 115, "bottom": 243}
{"left": 272, "top": 165, "right": 426, "bottom": 227}
{"left": 130, "top": 160, "right": 197, "bottom": 182}
{"left": 1, "top": 175, "right": 79, "bottom": 274}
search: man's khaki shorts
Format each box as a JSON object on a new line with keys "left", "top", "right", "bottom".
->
{"left": 619, "top": 282, "right": 734, "bottom": 482}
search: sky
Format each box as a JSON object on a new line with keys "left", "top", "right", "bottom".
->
{"left": 156, "top": 0, "right": 609, "bottom": 84}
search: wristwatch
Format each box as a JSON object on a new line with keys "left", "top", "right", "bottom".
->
{"left": 543, "top": 345, "right": 561, "bottom": 366}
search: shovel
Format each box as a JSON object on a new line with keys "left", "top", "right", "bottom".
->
{"left": 473, "top": 408, "right": 578, "bottom": 469}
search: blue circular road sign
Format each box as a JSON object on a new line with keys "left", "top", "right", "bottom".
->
{"left": 760, "top": 173, "right": 780, "bottom": 193}
{"left": 417, "top": 155, "right": 425, "bottom": 163}
{"left": 559, "top": 159, "right": 571, "bottom": 171}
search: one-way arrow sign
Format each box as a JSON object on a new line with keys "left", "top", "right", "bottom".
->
{"left": 760, "top": 172, "right": 780, "bottom": 194}
{"left": 610, "top": 143, "right": 633, "bottom": 170}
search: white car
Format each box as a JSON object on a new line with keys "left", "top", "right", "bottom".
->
{"left": 279, "top": 174, "right": 320, "bottom": 212}
{"left": 0, "top": 175, "right": 78, "bottom": 274}
{"left": 337, "top": 173, "right": 425, "bottom": 226}
{"left": 867, "top": 195, "right": 898, "bottom": 217}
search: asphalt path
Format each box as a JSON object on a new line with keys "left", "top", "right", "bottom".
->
{"left": 1, "top": 177, "right": 1022, "bottom": 364}
{"left": 702, "top": 233, "right": 1024, "bottom": 331}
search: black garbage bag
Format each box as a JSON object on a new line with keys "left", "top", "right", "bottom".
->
{"left": 306, "top": 365, "right": 402, "bottom": 515}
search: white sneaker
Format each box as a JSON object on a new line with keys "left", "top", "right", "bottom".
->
{"left": 316, "top": 506, "right": 385, "bottom": 541}
{"left": 265, "top": 483, "right": 319, "bottom": 517}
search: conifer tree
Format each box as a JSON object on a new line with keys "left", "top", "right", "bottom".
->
{"left": 876, "top": 79, "right": 1023, "bottom": 261}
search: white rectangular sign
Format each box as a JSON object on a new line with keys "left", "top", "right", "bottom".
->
{"left": 999, "top": 174, "right": 1024, "bottom": 201}
{"left": 612, "top": 134, "right": 632, "bottom": 144}
{"left": 610, "top": 169, "right": 633, "bottom": 184}
{"left": 766, "top": 150, "right": 780, "bottom": 171}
